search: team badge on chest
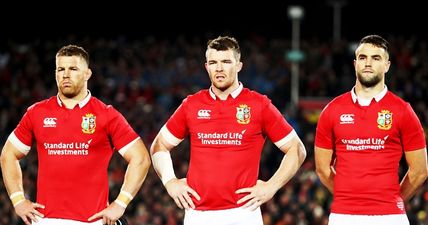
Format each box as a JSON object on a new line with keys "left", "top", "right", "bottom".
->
{"left": 377, "top": 110, "right": 392, "bottom": 130}
{"left": 82, "top": 113, "right": 96, "bottom": 134}
{"left": 236, "top": 104, "right": 251, "bottom": 124}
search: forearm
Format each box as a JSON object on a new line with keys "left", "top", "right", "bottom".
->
{"left": 116, "top": 143, "right": 151, "bottom": 208}
{"left": 150, "top": 133, "right": 178, "bottom": 185}
{"left": 268, "top": 143, "right": 306, "bottom": 191}
{"left": 317, "top": 168, "right": 334, "bottom": 193}
{"left": 1, "top": 145, "right": 25, "bottom": 195}
{"left": 120, "top": 157, "right": 150, "bottom": 196}
{"left": 400, "top": 169, "right": 428, "bottom": 201}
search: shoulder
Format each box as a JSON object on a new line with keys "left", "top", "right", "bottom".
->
{"left": 323, "top": 92, "right": 351, "bottom": 111}
{"left": 244, "top": 88, "right": 271, "bottom": 103}
{"left": 26, "top": 96, "right": 57, "bottom": 111}
{"left": 182, "top": 89, "right": 209, "bottom": 104}
{"left": 384, "top": 91, "right": 408, "bottom": 106}
{"left": 89, "top": 96, "right": 113, "bottom": 110}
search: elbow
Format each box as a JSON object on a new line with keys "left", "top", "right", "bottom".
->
{"left": 298, "top": 143, "right": 307, "bottom": 165}
{"left": 142, "top": 153, "right": 152, "bottom": 172}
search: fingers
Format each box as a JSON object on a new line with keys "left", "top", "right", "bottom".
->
{"left": 88, "top": 211, "right": 102, "bottom": 221}
{"left": 33, "top": 202, "right": 46, "bottom": 209}
{"left": 20, "top": 216, "right": 31, "bottom": 225}
{"left": 178, "top": 195, "right": 191, "bottom": 209}
{"left": 168, "top": 179, "right": 200, "bottom": 209}
{"left": 88, "top": 211, "right": 117, "bottom": 225}
{"left": 173, "top": 196, "right": 184, "bottom": 209}
{"left": 187, "top": 188, "right": 201, "bottom": 201}
{"left": 235, "top": 187, "right": 251, "bottom": 194}
{"left": 236, "top": 193, "right": 253, "bottom": 205}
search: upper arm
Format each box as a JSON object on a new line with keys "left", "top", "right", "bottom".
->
{"left": 1, "top": 140, "right": 27, "bottom": 161}
{"left": 404, "top": 148, "right": 428, "bottom": 175}
{"left": 121, "top": 138, "right": 150, "bottom": 163}
{"left": 278, "top": 134, "right": 304, "bottom": 154}
{"left": 315, "top": 146, "right": 334, "bottom": 172}
{"left": 278, "top": 135, "right": 306, "bottom": 165}
{"left": 150, "top": 127, "right": 178, "bottom": 155}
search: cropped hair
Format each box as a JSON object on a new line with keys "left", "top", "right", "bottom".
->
{"left": 207, "top": 36, "right": 241, "bottom": 61}
{"left": 56, "top": 45, "right": 89, "bottom": 66}
{"left": 358, "top": 35, "right": 389, "bottom": 57}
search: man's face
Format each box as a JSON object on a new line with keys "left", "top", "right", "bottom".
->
{"left": 205, "top": 49, "right": 242, "bottom": 92}
{"left": 354, "top": 43, "right": 390, "bottom": 88}
{"left": 55, "top": 56, "right": 91, "bottom": 98}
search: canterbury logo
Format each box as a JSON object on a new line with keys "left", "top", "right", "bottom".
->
{"left": 197, "top": 109, "right": 211, "bottom": 119}
{"left": 43, "top": 118, "right": 57, "bottom": 127}
{"left": 340, "top": 114, "right": 354, "bottom": 124}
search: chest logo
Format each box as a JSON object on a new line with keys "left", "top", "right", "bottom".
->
{"left": 377, "top": 110, "right": 392, "bottom": 130}
{"left": 236, "top": 104, "right": 251, "bottom": 124}
{"left": 43, "top": 117, "right": 57, "bottom": 127}
{"left": 82, "top": 113, "right": 96, "bottom": 134}
{"left": 340, "top": 114, "right": 354, "bottom": 124}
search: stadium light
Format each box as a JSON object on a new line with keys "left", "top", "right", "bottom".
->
{"left": 287, "top": 5, "right": 304, "bottom": 109}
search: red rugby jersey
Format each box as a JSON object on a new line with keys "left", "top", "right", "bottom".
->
{"left": 315, "top": 89, "right": 425, "bottom": 214}
{"left": 9, "top": 93, "right": 139, "bottom": 221}
{"left": 163, "top": 84, "right": 296, "bottom": 210}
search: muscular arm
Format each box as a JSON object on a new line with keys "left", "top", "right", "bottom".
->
{"left": 150, "top": 132, "right": 200, "bottom": 210}
{"left": 88, "top": 138, "right": 151, "bottom": 223}
{"left": 268, "top": 135, "right": 307, "bottom": 191}
{"left": 150, "top": 132, "right": 176, "bottom": 182}
{"left": 1, "top": 140, "right": 45, "bottom": 225}
{"left": 400, "top": 148, "right": 428, "bottom": 201}
{"left": 1, "top": 140, "right": 26, "bottom": 196}
{"left": 314, "top": 146, "right": 335, "bottom": 193}
{"left": 237, "top": 135, "right": 306, "bottom": 210}
{"left": 120, "top": 138, "right": 151, "bottom": 198}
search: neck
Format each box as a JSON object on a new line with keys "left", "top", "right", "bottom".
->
{"left": 354, "top": 81, "right": 384, "bottom": 100}
{"left": 212, "top": 82, "right": 239, "bottom": 100}
{"left": 59, "top": 89, "right": 88, "bottom": 109}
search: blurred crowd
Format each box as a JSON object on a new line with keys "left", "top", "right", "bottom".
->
{"left": 0, "top": 33, "right": 427, "bottom": 225}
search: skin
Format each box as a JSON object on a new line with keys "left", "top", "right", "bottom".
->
{"left": 315, "top": 43, "right": 428, "bottom": 202}
{"left": 151, "top": 48, "right": 306, "bottom": 211}
{"left": 1, "top": 55, "right": 151, "bottom": 225}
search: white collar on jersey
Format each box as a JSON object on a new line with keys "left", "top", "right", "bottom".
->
{"left": 209, "top": 82, "right": 243, "bottom": 100}
{"left": 56, "top": 90, "right": 92, "bottom": 108}
{"left": 351, "top": 85, "right": 388, "bottom": 106}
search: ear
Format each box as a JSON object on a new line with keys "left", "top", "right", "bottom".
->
{"left": 85, "top": 68, "right": 92, "bottom": 81}
{"left": 384, "top": 60, "right": 391, "bottom": 73}
{"left": 236, "top": 62, "right": 243, "bottom": 72}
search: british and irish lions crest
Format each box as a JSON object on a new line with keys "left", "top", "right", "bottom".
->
{"left": 82, "top": 113, "right": 96, "bottom": 134}
{"left": 236, "top": 104, "right": 251, "bottom": 124}
{"left": 377, "top": 109, "right": 392, "bottom": 130}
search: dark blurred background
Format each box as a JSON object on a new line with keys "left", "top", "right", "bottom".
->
{"left": 1, "top": 1, "right": 427, "bottom": 225}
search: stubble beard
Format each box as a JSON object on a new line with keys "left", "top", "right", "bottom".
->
{"left": 357, "top": 72, "right": 382, "bottom": 88}
{"left": 60, "top": 86, "right": 78, "bottom": 98}
{"left": 213, "top": 80, "right": 233, "bottom": 92}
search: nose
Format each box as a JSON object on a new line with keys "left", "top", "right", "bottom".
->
{"left": 364, "top": 58, "right": 372, "bottom": 66}
{"left": 62, "top": 69, "right": 71, "bottom": 78}
{"left": 215, "top": 63, "right": 223, "bottom": 71}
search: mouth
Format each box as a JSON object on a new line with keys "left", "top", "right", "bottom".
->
{"left": 215, "top": 74, "right": 226, "bottom": 80}
{"left": 61, "top": 81, "right": 72, "bottom": 88}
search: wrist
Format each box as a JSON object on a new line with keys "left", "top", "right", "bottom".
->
{"left": 114, "top": 190, "right": 133, "bottom": 209}
{"left": 10, "top": 191, "right": 26, "bottom": 207}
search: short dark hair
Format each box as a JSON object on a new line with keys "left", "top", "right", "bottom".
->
{"left": 358, "top": 35, "right": 389, "bottom": 56}
{"left": 56, "top": 45, "right": 89, "bottom": 66}
{"left": 207, "top": 36, "right": 241, "bottom": 61}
